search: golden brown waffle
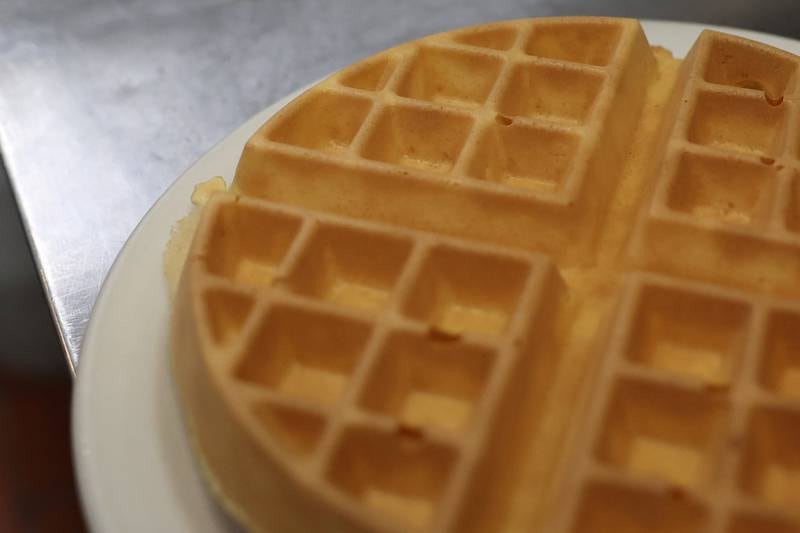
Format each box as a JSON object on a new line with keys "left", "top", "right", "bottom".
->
{"left": 171, "top": 17, "right": 800, "bottom": 533}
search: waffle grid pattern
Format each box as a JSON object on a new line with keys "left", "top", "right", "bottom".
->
{"left": 636, "top": 31, "right": 800, "bottom": 297}
{"left": 556, "top": 272, "right": 800, "bottom": 533}
{"left": 266, "top": 19, "right": 621, "bottom": 194}
{"left": 174, "top": 19, "right": 800, "bottom": 533}
{"left": 192, "top": 194, "right": 559, "bottom": 532}
{"left": 234, "top": 18, "right": 650, "bottom": 262}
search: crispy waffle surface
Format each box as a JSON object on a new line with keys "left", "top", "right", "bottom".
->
{"left": 171, "top": 17, "right": 800, "bottom": 533}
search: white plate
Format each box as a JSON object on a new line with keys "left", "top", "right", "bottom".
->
{"left": 72, "top": 20, "right": 800, "bottom": 533}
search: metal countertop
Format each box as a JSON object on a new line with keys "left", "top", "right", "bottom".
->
{"left": 0, "top": 0, "right": 798, "bottom": 371}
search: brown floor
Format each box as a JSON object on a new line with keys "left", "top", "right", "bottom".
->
{"left": 0, "top": 364, "right": 87, "bottom": 533}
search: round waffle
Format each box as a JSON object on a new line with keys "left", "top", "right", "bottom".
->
{"left": 172, "top": 17, "right": 800, "bottom": 533}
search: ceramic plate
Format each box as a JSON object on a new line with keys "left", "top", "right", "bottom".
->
{"left": 72, "top": 21, "right": 800, "bottom": 533}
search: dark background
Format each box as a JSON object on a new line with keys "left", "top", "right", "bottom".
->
{"left": 0, "top": 158, "right": 85, "bottom": 530}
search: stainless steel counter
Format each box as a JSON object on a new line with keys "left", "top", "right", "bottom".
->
{"left": 0, "top": 0, "right": 798, "bottom": 372}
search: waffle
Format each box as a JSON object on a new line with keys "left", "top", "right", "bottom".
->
{"left": 171, "top": 17, "right": 800, "bottom": 533}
